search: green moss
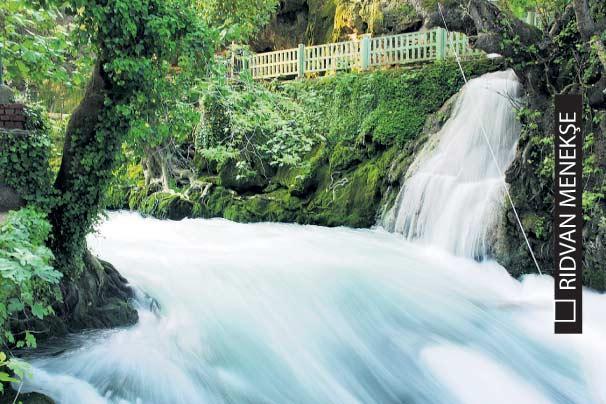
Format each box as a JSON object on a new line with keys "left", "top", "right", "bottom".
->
{"left": 273, "top": 144, "right": 328, "bottom": 196}
{"left": 218, "top": 158, "right": 269, "bottom": 192}
{"left": 224, "top": 190, "right": 303, "bottom": 223}
{"left": 305, "top": 146, "right": 397, "bottom": 227}
{"left": 329, "top": 142, "right": 365, "bottom": 172}
{"left": 196, "top": 186, "right": 237, "bottom": 218}
{"left": 282, "top": 59, "right": 500, "bottom": 146}
{"left": 139, "top": 192, "right": 193, "bottom": 220}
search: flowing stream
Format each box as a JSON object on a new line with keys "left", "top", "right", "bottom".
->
{"left": 19, "top": 71, "right": 606, "bottom": 403}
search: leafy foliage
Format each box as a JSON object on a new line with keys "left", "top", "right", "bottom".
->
{"left": 197, "top": 74, "right": 321, "bottom": 178}
{"left": 200, "top": 0, "right": 278, "bottom": 44}
{"left": 0, "top": 208, "right": 62, "bottom": 349}
{"left": 0, "top": 106, "right": 55, "bottom": 210}
{"left": 0, "top": 351, "right": 29, "bottom": 395}
{"left": 0, "top": 0, "right": 92, "bottom": 112}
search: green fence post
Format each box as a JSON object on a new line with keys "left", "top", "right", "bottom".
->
{"left": 360, "top": 34, "right": 371, "bottom": 70}
{"left": 436, "top": 28, "right": 446, "bottom": 60}
{"left": 298, "top": 44, "right": 305, "bottom": 78}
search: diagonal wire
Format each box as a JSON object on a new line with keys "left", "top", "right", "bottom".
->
{"left": 437, "top": 3, "right": 543, "bottom": 275}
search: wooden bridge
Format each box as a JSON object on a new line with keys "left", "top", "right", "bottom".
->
{"left": 229, "top": 28, "right": 483, "bottom": 81}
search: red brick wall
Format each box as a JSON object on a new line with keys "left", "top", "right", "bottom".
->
{"left": 0, "top": 104, "right": 26, "bottom": 130}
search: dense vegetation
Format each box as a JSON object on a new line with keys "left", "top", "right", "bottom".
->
{"left": 107, "top": 59, "right": 499, "bottom": 227}
{"left": 0, "top": 107, "right": 54, "bottom": 208}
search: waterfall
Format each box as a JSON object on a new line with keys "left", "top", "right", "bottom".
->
{"left": 383, "top": 70, "right": 522, "bottom": 259}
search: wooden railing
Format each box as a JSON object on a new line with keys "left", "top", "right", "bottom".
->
{"left": 231, "top": 28, "right": 484, "bottom": 80}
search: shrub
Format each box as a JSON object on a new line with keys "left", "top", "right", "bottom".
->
{"left": 0, "top": 208, "right": 62, "bottom": 348}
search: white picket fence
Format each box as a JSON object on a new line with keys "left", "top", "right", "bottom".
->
{"left": 232, "top": 28, "right": 483, "bottom": 80}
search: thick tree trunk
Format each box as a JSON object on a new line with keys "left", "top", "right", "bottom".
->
{"left": 50, "top": 63, "right": 109, "bottom": 271}
{"left": 41, "top": 62, "right": 138, "bottom": 335}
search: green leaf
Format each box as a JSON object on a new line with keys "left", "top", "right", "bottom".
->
{"left": 31, "top": 303, "right": 46, "bottom": 319}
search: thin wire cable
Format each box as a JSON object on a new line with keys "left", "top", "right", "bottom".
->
{"left": 438, "top": 3, "right": 543, "bottom": 275}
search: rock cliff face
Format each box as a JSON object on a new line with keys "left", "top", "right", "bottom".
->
{"left": 251, "top": 0, "right": 424, "bottom": 51}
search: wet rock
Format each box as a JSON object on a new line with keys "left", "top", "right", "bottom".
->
{"left": 0, "top": 390, "right": 55, "bottom": 404}
{"left": 219, "top": 159, "right": 270, "bottom": 193}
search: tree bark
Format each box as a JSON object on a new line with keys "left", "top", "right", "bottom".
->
{"left": 50, "top": 62, "right": 109, "bottom": 271}
{"left": 157, "top": 146, "right": 171, "bottom": 192}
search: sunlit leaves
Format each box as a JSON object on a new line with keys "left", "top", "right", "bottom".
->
{"left": 0, "top": 208, "right": 61, "bottom": 351}
{"left": 198, "top": 75, "right": 322, "bottom": 176}
{"left": 198, "top": 0, "right": 278, "bottom": 45}
{"left": 0, "top": 0, "right": 91, "bottom": 94}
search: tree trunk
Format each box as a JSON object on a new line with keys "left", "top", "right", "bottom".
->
{"left": 157, "top": 146, "right": 171, "bottom": 192}
{"left": 42, "top": 62, "right": 138, "bottom": 333}
{"left": 50, "top": 62, "right": 110, "bottom": 272}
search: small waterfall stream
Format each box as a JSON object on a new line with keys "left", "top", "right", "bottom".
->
{"left": 383, "top": 70, "right": 522, "bottom": 258}
{"left": 16, "top": 72, "right": 606, "bottom": 404}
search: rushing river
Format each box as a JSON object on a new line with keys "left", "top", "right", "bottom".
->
{"left": 19, "top": 213, "right": 606, "bottom": 403}
{"left": 19, "top": 70, "right": 606, "bottom": 403}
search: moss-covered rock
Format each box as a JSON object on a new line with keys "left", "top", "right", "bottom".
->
{"left": 219, "top": 158, "right": 270, "bottom": 192}
{"left": 305, "top": 146, "right": 397, "bottom": 227}
{"left": 140, "top": 192, "right": 193, "bottom": 220}
{"left": 273, "top": 144, "right": 328, "bottom": 196}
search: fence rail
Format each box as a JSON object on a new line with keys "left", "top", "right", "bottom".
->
{"left": 231, "top": 27, "right": 485, "bottom": 81}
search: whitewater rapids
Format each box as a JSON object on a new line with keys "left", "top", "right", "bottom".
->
{"left": 18, "top": 212, "right": 606, "bottom": 404}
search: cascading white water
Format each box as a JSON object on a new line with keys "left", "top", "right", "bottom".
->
{"left": 383, "top": 70, "right": 522, "bottom": 258}
{"left": 15, "top": 71, "right": 606, "bottom": 404}
{"left": 18, "top": 213, "right": 606, "bottom": 403}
